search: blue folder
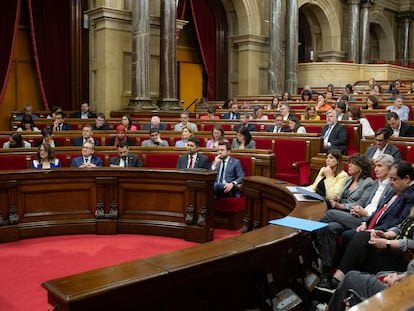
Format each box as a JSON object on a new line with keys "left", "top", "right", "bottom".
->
{"left": 269, "top": 216, "right": 328, "bottom": 232}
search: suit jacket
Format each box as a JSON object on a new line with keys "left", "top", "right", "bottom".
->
{"left": 214, "top": 157, "right": 245, "bottom": 185}
{"left": 364, "top": 144, "right": 402, "bottom": 162}
{"left": 364, "top": 183, "right": 414, "bottom": 231}
{"left": 71, "top": 155, "right": 103, "bottom": 167}
{"left": 223, "top": 112, "right": 240, "bottom": 120}
{"left": 176, "top": 153, "right": 210, "bottom": 169}
{"left": 92, "top": 124, "right": 112, "bottom": 130}
{"left": 354, "top": 180, "right": 394, "bottom": 212}
{"left": 337, "top": 177, "right": 374, "bottom": 210}
{"left": 142, "top": 123, "right": 168, "bottom": 131}
{"left": 234, "top": 123, "right": 257, "bottom": 132}
{"left": 71, "top": 111, "right": 97, "bottom": 118}
{"left": 72, "top": 137, "right": 100, "bottom": 147}
{"left": 321, "top": 122, "right": 348, "bottom": 154}
{"left": 386, "top": 122, "right": 414, "bottom": 137}
{"left": 110, "top": 154, "right": 143, "bottom": 167}
{"left": 265, "top": 125, "right": 289, "bottom": 133}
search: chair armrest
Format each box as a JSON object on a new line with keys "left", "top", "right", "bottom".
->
{"left": 292, "top": 161, "right": 310, "bottom": 170}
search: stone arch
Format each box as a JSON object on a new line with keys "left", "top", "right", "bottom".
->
{"left": 369, "top": 10, "right": 396, "bottom": 61}
{"left": 298, "top": 0, "right": 342, "bottom": 59}
{"left": 230, "top": 0, "right": 261, "bottom": 35}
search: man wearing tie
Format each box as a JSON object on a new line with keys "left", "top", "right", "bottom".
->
{"left": 53, "top": 111, "right": 72, "bottom": 131}
{"left": 364, "top": 128, "right": 402, "bottom": 161}
{"left": 176, "top": 137, "right": 210, "bottom": 169}
{"left": 223, "top": 102, "right": 240, "bottom": 120}
{"left": 265, "top": 113, "right": 289, "bottom": 133}
{"left": 212, "top": 142, "right": 245, "bottom": 198}
{"left": 321, "top": 109, "right": 347, "bottom": 155}
{"left": 71, "top": 141, "right": 103, "bottom": 168}
{"left": 110, "top": 141, "right": 143, "bottom": 167}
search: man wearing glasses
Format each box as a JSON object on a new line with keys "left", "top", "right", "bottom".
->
{"left": 71, "top": 140, "right": 103, "bottom": 168}
{"left": 141, "top": 128, "right": 169, "bottom": 146}
{"left": 364, "top": 128, "right": 402, "bottom": 161}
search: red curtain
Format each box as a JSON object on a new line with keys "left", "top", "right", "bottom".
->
{"left": 178, "top": 0, "right": 216, "bottom": 100}
{"left": 28, "top": 0, "right": 71, "bottom": 111}
{"left": 0, "top": 0, "right": 21, "bottom": 102}
{"left": 189, "top": 0, "right": 216, "bottom": 100}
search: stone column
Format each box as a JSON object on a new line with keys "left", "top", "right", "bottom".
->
{"left": 268, "top": 0, "right": 283, "bottom": 95}
{"left": 129, "top": 0, "right": 157, "bottom": 110}
{"left": 347, "top": 0, "right": 361, "bottom": 63}
{"left": 359, "top": 0, "right": 371, "bottom": 64}
{"left": 158, "top": 0, "right": 181, "bottom": 110}
{"left": 398, "top": 12, "right": 414, "bottom": 67}
{"left": 284, "top": 0, "right": 298, "bottom": 94}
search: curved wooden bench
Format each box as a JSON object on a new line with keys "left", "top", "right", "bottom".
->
{"left": 42, "top": 176, "right": 327, "bottom": 310}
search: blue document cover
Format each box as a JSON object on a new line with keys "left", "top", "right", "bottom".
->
{"left": 269, "top": 216, "right": 328, "bottom": 232}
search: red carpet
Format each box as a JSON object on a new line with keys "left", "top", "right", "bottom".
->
{"left": 0, "top": 229, "right": 239, "bottom": 311}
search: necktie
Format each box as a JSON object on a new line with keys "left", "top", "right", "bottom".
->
{"left": 57, "top": 124, "right": 62, "bottom": 131}
{"left": 367, "top": 195, "right": 398, "bottom": 229}
{"left": 84, "top": 158, "right": 89, "bottom": 164}
{"left": 218, "top": 160, "right": 226, "bottom": 183}
{"left": 324, "top": 125, "right": 333, "bottom": 140}
{"left": 124, "top": 157, "right": 128, "bottom": 167}
{"left": 188, "top": 155, "right": 193, "bottom": 168}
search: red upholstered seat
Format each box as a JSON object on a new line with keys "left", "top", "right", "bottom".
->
{"left": 365, "top": 114, "right": 386, "bottom": 132}
{"left": 0, "top": 155, "right": 29, "bottom": 170}
{"left": 144, "top": 153, "right": 179, "bottom": 168}
{"left": 254, "top": 138, "right": 273, "bottom": 150}
{"left": 214, "top": 155, "right": 251, "bottom": 229}
{"left": 274, "top": 139, "right": 310, "bottom": 185}
{"left": 345, "top": 125, "right": 358, "bottom": 155}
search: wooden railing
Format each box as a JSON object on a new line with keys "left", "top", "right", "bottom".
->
{"left": 42, "top": 176, "right": 327, "bottom": 310}
{"left": 0, "top": 168, "right": 216, "bottom": 243}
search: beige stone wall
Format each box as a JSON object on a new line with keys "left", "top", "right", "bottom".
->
{"left": 86, "top": 0, "right": 414, "bottom": 113}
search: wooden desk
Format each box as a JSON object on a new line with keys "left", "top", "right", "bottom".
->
{"left": 0, "top": 168, "right": 216, "bottom": 243}
{"left": 42, "top": 176, "right": 326, "bottom": 310}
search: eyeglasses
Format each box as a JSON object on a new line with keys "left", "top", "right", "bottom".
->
{"left": 151, "top": 134, "right": 159, "bottom": 137}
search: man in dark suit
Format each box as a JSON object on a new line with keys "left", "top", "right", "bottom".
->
{"left": 92, "top": 113, "right": 112, "bottom": 130}
{"left": 265, "top": 113, "right": 289, "bottom": 133}
{"left": 364, "top": 127, "right": 402, "bottom": 161}
{"left": 176, "top": 137, "right": 210, "bottom": 169}
{"left": 71, "top": 141, "right": 103, "bottom": 168}
{"left": 110, "top": 141, "right": 143, "bottom": 167}
{"left": 321, "top": 109, "right": 348, "bottom": 154}
{"left": 71, "top": 102, "right": 97, "bottom": 119}
{"left": 212, "top": 141, "right": 245, "bottom": 198}
{"left": 72, "top": 125, "right": 100, "bottom": 146}
{"left": 234, "top": 112, "right": 257, "bottom": 132}
{"left": 142, "top": 116, "right": 168, "bottom": 131}
{"left": 385, "top": 111, "right": 414, "bottom": 137}
{"left": 223, "top": 102, "right": 240, "bottom": 120}
{"left": 279, "top": 103, "right": 295, "bottom": 121}
{"left": 53, "top": 111, "right": 72, "bottom": 131}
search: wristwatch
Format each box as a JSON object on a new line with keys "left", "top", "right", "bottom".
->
{"left": 386, "top": 240, "right": 391, "bottom": 250}
{"left": 232, "top": 181, "right": 237, "bottom": 187}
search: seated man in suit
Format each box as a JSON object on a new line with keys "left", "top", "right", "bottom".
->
{"left": 142, "top": 116, "right": 168, "bottom": 131}
{"left": 385, "top": 111, "right": 414, "bottom": 137}
{"left": 141, "top": 128, "right": 169, "bottom": 146}
{"left": 176, "top": 137, "right": 210, "bottom": 170}
{"left": 234, "top": 112, "right": 257, "bottom": 132}
{"left": 265, "top": 113, "right": 289, "bottom": 133}
{"left": 53, "top": 111, "right": 72, "bottom": 131}
{"left": 16, "top": 103, "right": 39, "bottom": 119}
{"left": 110, "top": 141, "right": 142, "bottom": 167}
{"left": 212, "top": 141, "right": 245, "bottom": 198}
{"left": 71, "top": 102, "right": 97, "bottom": 119}
{"left": 92, "top": 113, "right": 112, "bottom": 130}
{"left": 321, "top": 109, "right": 348, "bottom": 155}
{"left": 279, "top": 103, "right": 295, "bottom": 121}
{"left": 72, "top": 125, "right": 99, "bottom": 146}
{"left": 223, "top": 102, "right": 240, "bottom": 120}
{"left": 364, "top": 127, "right": 402, "bottom": 161}
{"left": 71, "top": 140, "right": 103, "bottom": 168}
